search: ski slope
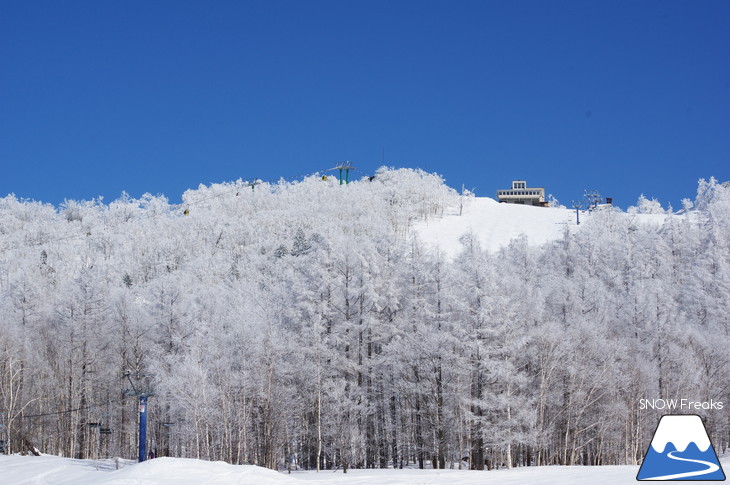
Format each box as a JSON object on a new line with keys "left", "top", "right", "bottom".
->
{"left": 413, "top": 197, "right": 578, "bottom": 256}
{"left": 2, "top": 454, "right": 729, "bottom": 485}
{"left": 414, "top": 197, "right": 668, "bottom": 257}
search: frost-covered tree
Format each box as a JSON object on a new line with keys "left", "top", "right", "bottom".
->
{"left": 0, "top": 170, "right": 728, "bottom": 471}
{"left": 627, "top": 194, "right": 666, "bottom": 214}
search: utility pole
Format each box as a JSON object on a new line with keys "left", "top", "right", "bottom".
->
{"left": 124, "top": 371, "right": 154, "bottom": 462}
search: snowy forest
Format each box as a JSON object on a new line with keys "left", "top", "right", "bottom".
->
{"left": 1, "top": 168, "right": 728, "bottom": 471}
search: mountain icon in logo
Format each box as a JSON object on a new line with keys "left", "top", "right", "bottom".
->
{"left": 637, "top": 414, "right": 725, "bottom": 481}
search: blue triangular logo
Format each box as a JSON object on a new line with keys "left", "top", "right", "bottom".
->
{"left": 637, "top": 414, "right": 725, "bottom": 481}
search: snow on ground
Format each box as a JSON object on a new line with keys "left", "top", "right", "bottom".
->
{"left": 414, "top": 197, "right": 670, "bottom": 257}
{"left": 414, "top": 197, "right": 578, "bottom": 257}
{"left": 0, "top": 455, "right": 293, "bottom": 485}
{"left": 2, "top": 454, "right": 728, "bottom": 485}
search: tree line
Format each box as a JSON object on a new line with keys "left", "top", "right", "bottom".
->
{"left": 1, "top": 169, "right": 728, "bottom": 471}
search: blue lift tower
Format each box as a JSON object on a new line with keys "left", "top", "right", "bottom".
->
{"left": 124, "top": 371, "right": 154, "bottom": 462}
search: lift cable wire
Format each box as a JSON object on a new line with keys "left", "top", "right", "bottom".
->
{"left": 2, "top": 397, "right": 125, "bottom": 420}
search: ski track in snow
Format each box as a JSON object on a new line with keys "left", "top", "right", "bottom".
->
{"left": 640, "top": 450, "right": 720, "bottom": 481}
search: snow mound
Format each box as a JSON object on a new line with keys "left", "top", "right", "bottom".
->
{"left": 0, "top": 455, "right": 296, "bottom": 485}
{"left": 94, "top": 457, "right": 297, "bottom": 485}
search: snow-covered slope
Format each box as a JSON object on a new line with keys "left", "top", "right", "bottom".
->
{"left": 413, "top": 197, "right": 578, "bottom": 256}
{"left": 414, "top": 197, "right": 669, "bottom": 257}
{"left": 2, "top": 454, "right": 729, "bottom": 485}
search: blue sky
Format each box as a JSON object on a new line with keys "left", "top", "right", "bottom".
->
{"left": 2, "top": 1, "right": 729, "bottom": 209}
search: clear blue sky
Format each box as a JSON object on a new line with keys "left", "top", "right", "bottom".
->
{"left": 2, "top": 1, "right": 729, "bottom": 209}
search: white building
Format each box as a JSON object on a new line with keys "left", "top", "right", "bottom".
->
{"left": 496, "top": 180, "right": 548, "bottom": 207}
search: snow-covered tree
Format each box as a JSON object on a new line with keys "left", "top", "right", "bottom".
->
{"left": 0, "top": 170, "right": 727, "bottom": 471}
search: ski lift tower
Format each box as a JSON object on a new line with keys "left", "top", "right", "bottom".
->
{"left": 571, "top": 200, "right": 584, "bottom": 225}
{"left": 584, "top": 189, "right": 603, "bottom": 210}
{"left": 334, "top": 162, "right": 356, "bottom": 185}
{"left": 246, "top": 179, "right": 261, "bottom": 192}
{"left": 123, "top": 371, "right": 154, "bottom": 462}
